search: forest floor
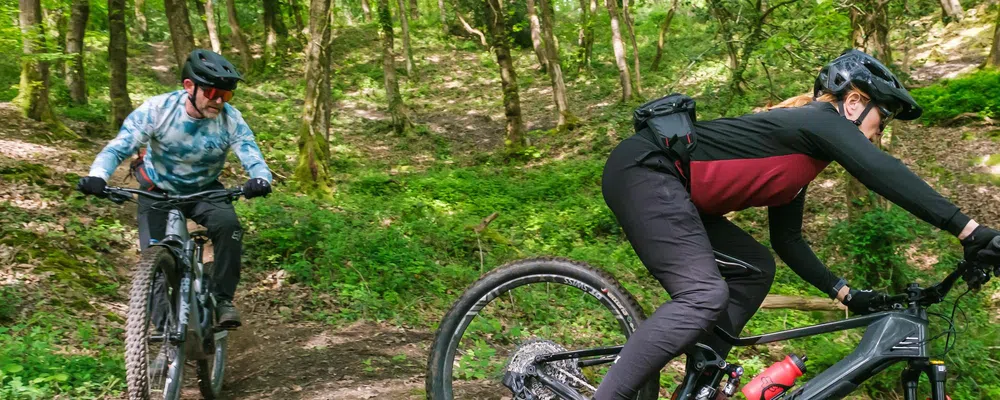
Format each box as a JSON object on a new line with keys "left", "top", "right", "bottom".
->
{"left": 3, "top": 4, "right": 1000, "bottom": 400}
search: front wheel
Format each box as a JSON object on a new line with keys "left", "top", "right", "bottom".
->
{"left": 426, "top": 257, "right": 659, "bottom": 400}
{"left": 197, "top": 330, "right": 227, "bottom": 399}
{"left": 124, "top": 246, "right": 186, "bottom": 400}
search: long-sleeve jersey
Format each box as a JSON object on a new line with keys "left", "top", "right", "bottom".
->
{"left": 628, "top": 100, "right": 970, "bottom": 296}
{"left": 88, "top": 90, "right": 272, "bottom": 194}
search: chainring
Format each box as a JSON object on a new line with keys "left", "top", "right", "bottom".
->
{"left": 504, "top": 338, "right": 588, "bottom": 400}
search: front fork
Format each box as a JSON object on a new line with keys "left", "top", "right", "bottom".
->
{"left": 901, "top": 360, "right": 948, "bottom": 400}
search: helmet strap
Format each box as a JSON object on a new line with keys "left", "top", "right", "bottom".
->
{"left": 187, "top": 86, "right": 207, "bottom": 119}
{"left": 838, "top": 101, "right": 875, "bottom": 127}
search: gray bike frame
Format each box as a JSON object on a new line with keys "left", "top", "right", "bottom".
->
{"left": 154, "top": 208, "right": 228, "bottom": 359}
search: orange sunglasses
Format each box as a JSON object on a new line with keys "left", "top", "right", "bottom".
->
{"left": 202, "top": 86, "right": 235, "bottom": 102}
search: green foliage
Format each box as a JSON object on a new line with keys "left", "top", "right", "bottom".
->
{"left": 827, "top": 205, "right": 922, "bottom": 290}
{"left": 911, "top": 69, "right": 1000, "bottom": 126}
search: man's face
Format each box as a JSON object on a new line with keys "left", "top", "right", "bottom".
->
{"left": 183, "top": 79, "right": 233, "bottom": 119}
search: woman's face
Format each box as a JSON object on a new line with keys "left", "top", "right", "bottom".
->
{"left": 841, "top": 92, "right": 884, "bottom": 144}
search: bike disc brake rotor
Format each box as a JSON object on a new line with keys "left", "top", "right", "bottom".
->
{"left": 504, "top": 339, "right": 587, "bottom": 400}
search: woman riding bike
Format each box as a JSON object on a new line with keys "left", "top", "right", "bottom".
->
{"left": 596, "top": 49, "right": 1000, "bottom": 399}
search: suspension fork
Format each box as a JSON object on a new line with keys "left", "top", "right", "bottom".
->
{"left": 901, "top": 360, "right": 948, "bottom": 400}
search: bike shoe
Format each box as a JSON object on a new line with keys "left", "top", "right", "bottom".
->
{"left": 216, "top": 300, "right": 242, "bottom": 329}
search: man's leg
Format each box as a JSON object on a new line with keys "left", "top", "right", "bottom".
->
{"left": 189, "top": 187, "right": 243, "bottom": 327}
{"left": 595, "top": 149, "right": 729, "bottom": 400}
{"left": 698, "top": 215, "right": 777, "bottom": 358}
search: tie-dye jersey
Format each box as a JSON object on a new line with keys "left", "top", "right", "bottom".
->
{"left": 88, "top": 90, "right": 272, "bottom": 194}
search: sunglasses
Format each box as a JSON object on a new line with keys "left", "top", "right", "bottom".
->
{"left": 875, "top": 104, "right": 896, "bottom": 132}
{"left": 201, "top": 86, "right": 235, "bottom": 103}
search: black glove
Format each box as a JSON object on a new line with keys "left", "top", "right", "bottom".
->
{"left": 77, "top": 176, "right": 107, "bottom": 197}
{"left": 843, "top": 289, "right": 886, "bottom": 315}
{"left": 979, "top": 237, "right": 1000, "bottom": 265}
{"left": 243, "top": 177, "right": 272, "bottom": 199}
{"left": 960, "top": 225, "right": 1000, "bottom": 263}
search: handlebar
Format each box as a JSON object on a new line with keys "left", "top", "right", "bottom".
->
{"left": 103, "top": 186, "right": 245, "bottom": 204}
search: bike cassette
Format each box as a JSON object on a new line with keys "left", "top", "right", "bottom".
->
{"left": 502, "top": 339, "right": 588, "bottom": 400}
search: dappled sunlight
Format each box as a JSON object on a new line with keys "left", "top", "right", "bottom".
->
{"left": 0, "top": 138, "right": 62, "bottom": 160}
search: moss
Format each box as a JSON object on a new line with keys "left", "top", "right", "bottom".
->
{"left": 987, "top": 154, "right": 1000, "bottom": 167}
{"left": 0, "top": 161, "right": 53, "bottom": 185}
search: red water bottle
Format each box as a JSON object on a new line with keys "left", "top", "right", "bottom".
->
{"left": 741, "top": 354, "right": 807, "bottom": 400}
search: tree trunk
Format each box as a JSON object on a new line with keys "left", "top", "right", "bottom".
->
{"left": 456, "top": 10, "right": 486, "bottom": 47}
{"left": 485, "top": 0, "right": 524, "bottom": 153}
{"left": 526, "top": 0, "right": 549, "bottom": 72}
{"left": 226, "top": 0, "right": 253, "bottom": 73}
{"left": 378, "top": 0, "right": 411, "bottom": 134}
{"left": 17, "top": 0, "right": 58, "bottom": 123}
{"left": 164, "top": 0, "right": 196, "bottom": 71}
{"left": 939, "top": 0, "right": 963, "bottom": 24}
{"left": 396, "top": 0, "right": 414, "bottom": 75}
{"left": 66, "top": 0, "right": 88, "bottom": 105}
{"left": 109, "top": 0, "right": 133, "bottom": 130}
{"left": 203, "top": 0, "right": 222, "bottom": 52}
{"left": 577, "top": 0, "right": 596, "bottom": 70}
{"left": 192, "top": 0, "right": 209, "bottom": 48}
{"left": 622, "top": 0, "right": 640, "bottom": 96}
{"left": 651, "top": 0, "right": 678, "bottom": 71}
{"left": 44, "top": 6, "right": 68, "bottom": 77}
{"left": 264, "top": 0, "right": 281, "bottom": 60}
{"left": 538, "top": 0, "right": 572, "bottom": 128}
{"left": 606, "top": 0, "right": 632, "bottom": 102}
{"left": 361, "top": 0, "right": 372, "bottom": 21}
{"left": 409, "top": 0, "right": 419, "bottom": 20}
{"left": 986, "top": 6, "right": 1000, "bottom": 69}
{"left": 295, "top": 0, "right": 333, "bottom": 195}
{"left": 290, "top": 0, "right": 306, "bottom": 33}
{"left": 134, "top": 0, "right": 148, "bottom": 41}
{"left": 438, "top": 0, "right": 446, "bottom": 35}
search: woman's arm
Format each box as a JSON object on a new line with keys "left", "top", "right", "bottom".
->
{"left": 768, "top": 187, "right": 849, "bottom": 300}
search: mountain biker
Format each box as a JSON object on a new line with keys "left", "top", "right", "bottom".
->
{"left": 77, "top": 49, "right": 272, "bottom": 329}
{"left": 596, "top": 48, "right": 1000, "bottom": 399}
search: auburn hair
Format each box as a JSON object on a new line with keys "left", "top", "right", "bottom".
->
{"left": 755, "top": 86, "right": 871, "bottom": 113}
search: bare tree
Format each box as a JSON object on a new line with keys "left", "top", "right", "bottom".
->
{"left": 226, "top": 0, "right": 253, "bottom": 72}
{"left": 290, "top": 0, "right": 306, "bottom": 33}
{"left": 939, "top": 0, "right": 963, "bottom": 23}
{"left": 396, "top": 0, "right": 415, "bottom": 75}
{"left": 203, "top": 0, "right": 222, "bottom": 52}
{"left": 526, "top": 0, "right": 549, "bottom": 72}
{"left": 264, "top": 0, "right": 287, "bottom": 60}
{"left": 538, "top": 0, "right": 573, "bottom": 128}
{"left": 438, "top": 0, "right": 447, "bottom": 35}
{"left": 986, "top": 5, "right": 1000, "bottom": 69}
{"left": 606, "top": 0, "right": 632, "bottom": 101}
{"left": 17, "top": 0, "right": 60, "bottom": 125}
{"left": 134, "top": 0, "right": 148, "bottom": 40}
{"left": 456, "top": 8, "right": 487, "bottom": 46}
{"left": 576, "top": 0, "right": 597, "bottom": 70}
{"left": 109, "top": 0, "right": 133, "bottom": 130}
{"left": 708, "top": 0, "right": 796, "bottom": 94}
{"left": 66, "top": 0, "right": 89, "bottom": 105}
{"left": 484, "top": 0, "right": 525, "bottom": 153}
{"left": 164, "top": 0, "right": 196, "bottom": 70}
{"left": 361, "top": 0, "right": 372, "bottom": 21}
{"left": 622, "top": 0, "right": 640, "bottom": 96}
{"left": 378, "top": 0, "right": 412, "bottom": 133}
{"left": 409, "top": 0, "right": 419, "bottom": 19}
{"left": 651, "top": 0, "right": 678, "bottom": 71}
{"left": 295, "top": 0, "right": 333, "bottom": 194}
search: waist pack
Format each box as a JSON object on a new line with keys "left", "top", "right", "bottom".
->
{"left": 632, "top": 93, "right": 698, "bottom": 188}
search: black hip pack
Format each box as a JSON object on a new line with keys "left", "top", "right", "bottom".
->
{"left": 632, "top": 92, "right": 698, "bottom": 188}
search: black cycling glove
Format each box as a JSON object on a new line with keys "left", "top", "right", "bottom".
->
{"left": 77, "top": 176, "right": 107, "bottom": 197}
{"left": 243, "top": 177, "right": 272, "bottom": 199}
{"left": 979, "top": 237, "right": 1000, "bottom": 264}
{"left": 961, "top": 225, "right": 1000, "bottom": 263}
{"left": 843, "top": 289, "right": 886, "bottom": 315}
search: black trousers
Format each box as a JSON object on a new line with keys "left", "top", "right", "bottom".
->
{"left": 138, "top": 181, "right": 243, "bottom": 303}
{"left": 594, "top": 137, "right": 776, "bottom": 400}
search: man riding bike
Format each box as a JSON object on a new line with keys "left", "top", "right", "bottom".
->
{"left": 597, "top": 49, "right": 1000, "bottom": 399}
{"left": 77, "top": 49, "right": 273, "bottom": 329}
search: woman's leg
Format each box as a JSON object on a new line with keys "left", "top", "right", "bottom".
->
{"left": 698, "top": 215, "right": 777, "bottom": 359}
{"left": 595, "top": 147, "right": 729, "bottom": 400}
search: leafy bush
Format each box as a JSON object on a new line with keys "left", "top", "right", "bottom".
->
{"left": 911, "top": 69, "right": 1000, "bottom": 126}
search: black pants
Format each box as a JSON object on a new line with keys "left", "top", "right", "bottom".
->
{"left": 138, "top": 181, "right": 243, "bottom": 303}
{"left": 594, "top": 137, "right": 776, "bottom": 400}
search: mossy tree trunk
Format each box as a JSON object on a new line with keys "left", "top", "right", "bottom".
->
{"left": 361, "top": 0, "right": 372, "bottom": 21}
{"left": 290, "top": 0, "right": 306, "bottom": 33}
{"left": 134, "top": 0, "right": 148, "bottom": 41}
{"left": 409, "top": 0, "right": 419, "bottom": 19}
{"left": 263, "top": 0, "right": 286, "bottom": 62}
{"left": 576, "top": 0, "right": 596, "bottom": 70}
{"left": 538, "top": 0, "right": 573, "bottom": 129}
{"left": 378, "top": 0, "right": 412, "bottom": 134}
{"left": 438, "top": 0, "right": 446, "bottom": 35}
{"left": 295, "top": 0, "right": 333, "bottom": 196}
{"left": 651, "top": 0, "right": 678, "bottom": 71}
{"left": 395, "top": 0, "right": 414, "bottom": 75}
{"left": 484, "top": 0, "right": 525, "bottom": 154}
{"left": 16, "top": 0, "right": 67, "bottom": 135}
{"left": 606, "top": 0, "right": 632, "bottom": 102}
{"left": 985, "top": 6, "right": 1000, "bottom": 69}
{"left": 164, "top": 0, "right": 196, "bottom": 71}
{"left": 66, "top": 0, "right": 89, "bottom": 105}
{"left": 109, "top": 0, "right": 133, "bottom": 130}
{"left": 226, "top": 0, "right": 253, "bottom": 73}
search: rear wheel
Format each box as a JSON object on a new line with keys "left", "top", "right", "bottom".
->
{"left": 124, "top": 246, "right": 186, "bottom": 400}
{"left": 426, "top": 257, "right": 659, "bottom": 400}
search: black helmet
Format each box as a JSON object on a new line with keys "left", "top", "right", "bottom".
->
{"left": 813, "top": 49, "right": 921, "bottom": 120}
{"left": 181, "top": 49, "right": 243, "bottom": 91}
